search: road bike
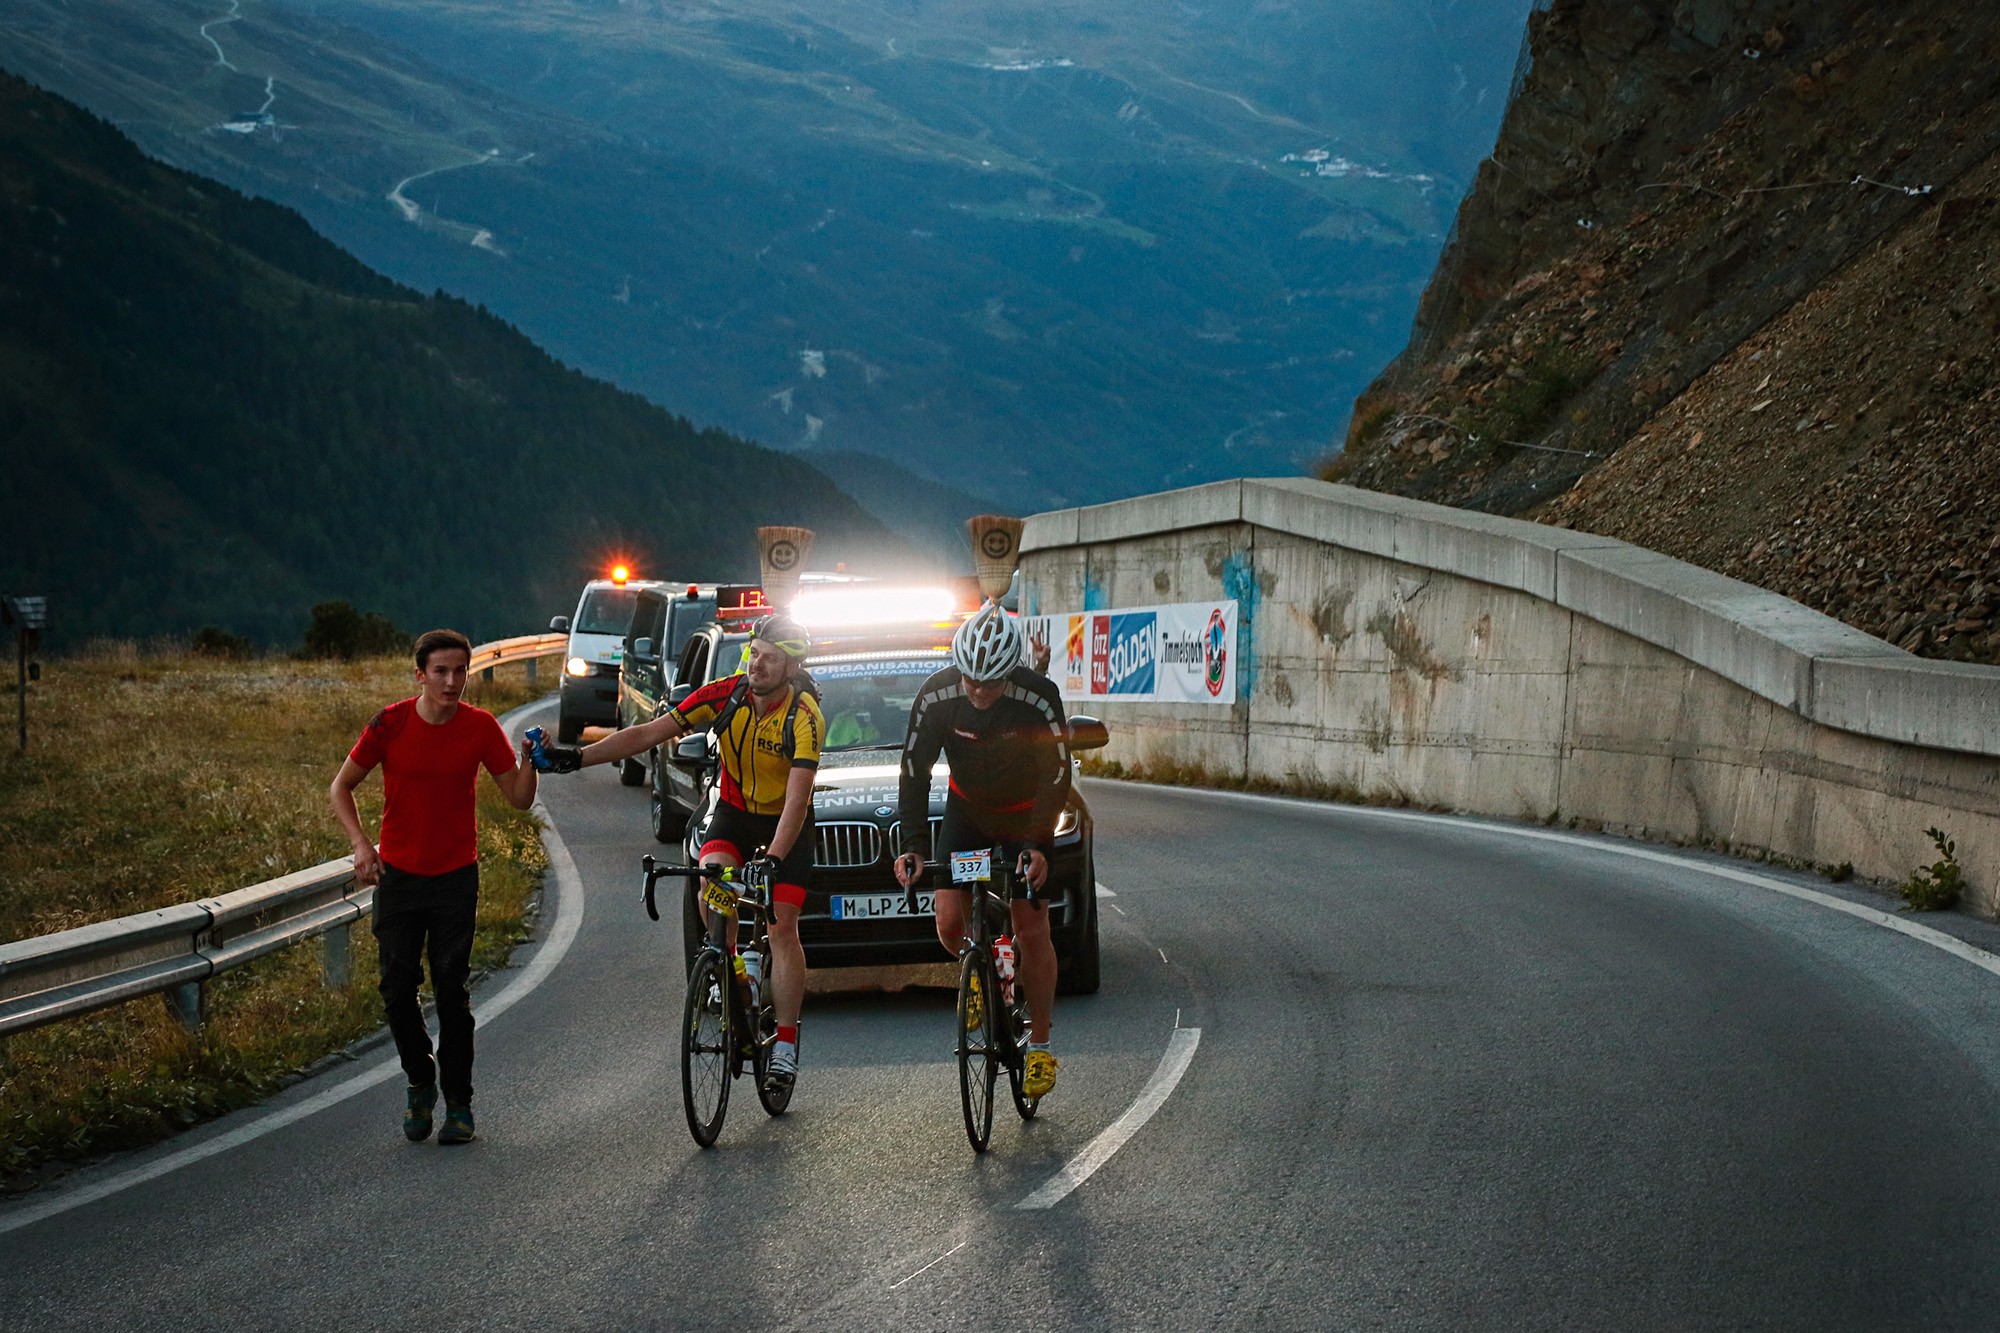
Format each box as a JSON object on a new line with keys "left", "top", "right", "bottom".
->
{"left": 641, "top": 853, "right": 793, "bottom": 1147}
{"left": 941, "top": 847, "right": 1040, "bottom": 1152}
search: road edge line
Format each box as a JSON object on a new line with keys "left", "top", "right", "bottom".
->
{"left": 0, "top": 792, "right": 587, "bottom": 1237}
{"left": 1136, "top": 783, "right": 2000, "bottom": 979}
{"left": 1015, "top": 1025, "right": 1201, "bottom": 1211}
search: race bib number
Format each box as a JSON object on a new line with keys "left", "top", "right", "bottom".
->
{"left": 703, "top": 880, "right": 737, "bottom": 913}
{"left": 950, "top": 850, "right": 992, "bottom": 884}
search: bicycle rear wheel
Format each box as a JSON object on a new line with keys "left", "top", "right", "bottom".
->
{"left": 957, "top": 949, "right": 998, "bottom": 1152}
{"left": 681, "top": 951, "right": 733, "bottom": 1147}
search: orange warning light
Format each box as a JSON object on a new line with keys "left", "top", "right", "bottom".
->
{"left": 611, "top": 564, "right": 631, "bottom": 585}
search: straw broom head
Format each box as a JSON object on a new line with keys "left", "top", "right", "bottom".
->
{"left": 756, "top": 525, "right": 815, "bottom": 605}
{"left": 967, "top": 515, "right": 1025, "bottom": 600}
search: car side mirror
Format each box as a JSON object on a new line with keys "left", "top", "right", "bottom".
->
{"left": 1068, "top": 716, "right": 1109, "bottom": 751}
{"left": 671, "top": 735, "right": 710, "bottom": 769}
{"left": 669, "top": 682, "right": 694, "bottom": 706}
{"left": 632, "top": 637, "right": 654, "bottom": 660}
{"left": 549, "top": 615, "right": 570, "bottom": 633}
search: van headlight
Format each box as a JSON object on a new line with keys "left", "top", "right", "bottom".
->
{"left": 566, "top": 657, "right": 592, "bottom": 677}
{"left": 1053, "top": 805, "right": 1079, "bottom": 837}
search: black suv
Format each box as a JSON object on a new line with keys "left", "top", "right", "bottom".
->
{"left": 657, "top": 616, "right": 1108, "bottom": 994}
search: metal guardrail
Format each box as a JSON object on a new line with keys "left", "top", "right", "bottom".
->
{"left": 0, "top": 858, "right": 366, "bottom": 1036}
{"left": 0, "top": 632, "right": 555, "bottom": 1038}
{"left": 470, "top": 633, "right": 567, "bottom": 676}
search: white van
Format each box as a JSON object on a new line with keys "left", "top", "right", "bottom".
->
{"left": 549, "top": 576, "right": 666, "bottom": 742}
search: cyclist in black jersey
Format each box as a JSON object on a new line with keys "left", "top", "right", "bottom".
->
{"left": 895, "top": 602, "right": 1070, "bottom": 1098}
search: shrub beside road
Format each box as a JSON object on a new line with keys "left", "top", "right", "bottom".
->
{"left": 0, "top": 646, "right": 552, "bottom": 1185}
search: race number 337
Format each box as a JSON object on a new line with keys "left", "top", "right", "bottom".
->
{"left": 950, "top": 850, "right": 992, "bottom": 883}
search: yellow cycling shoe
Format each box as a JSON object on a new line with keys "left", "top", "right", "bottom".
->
{"left": 1023, "top": 1049, "right": 1059, "bottom": 1098}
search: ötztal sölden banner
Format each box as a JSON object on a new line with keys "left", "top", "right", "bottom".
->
{"left": 1024, "top": 601, "right": 1238, "bottom": 705}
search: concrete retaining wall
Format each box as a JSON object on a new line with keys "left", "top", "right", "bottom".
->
{"left": 1020, "top": 479, "right": 2000, "bottom": 911}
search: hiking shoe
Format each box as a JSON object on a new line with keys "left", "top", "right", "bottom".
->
{"left": 1023, "top": 1050, "right": 1059, "bottom": 1099}
{"left": 766, "top": 1042, "right": 798, "bottom": 1092}
{"left": 438, "top": 1103, "right": 476, "bottom": 1145}
{"left": 403, "top": 1084, "right": 438, "bottom": 1142}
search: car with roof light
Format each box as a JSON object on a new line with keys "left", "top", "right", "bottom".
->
{"left": 658, "top": 582, "right": 1109, "bottom": 992}
{"left": 549, "top": 567, "right": 666, "bottom": 742}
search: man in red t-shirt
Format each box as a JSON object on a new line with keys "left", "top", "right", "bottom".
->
{"left": 330, "top": 629, "right": 537, "bottom": 1145}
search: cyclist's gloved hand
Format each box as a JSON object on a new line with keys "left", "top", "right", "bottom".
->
{"left": 746, "top": 854, "right": 783, "bottom": 890}
{"left": 542, "top": 745, "right": 584, "bottom": 774}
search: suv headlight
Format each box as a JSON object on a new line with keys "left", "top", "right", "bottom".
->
{"left": 1053, "top": 804, "right": 1080, "bottom": 837}
{"left": 566, "top": 657, "right": 592, "bottom": 677}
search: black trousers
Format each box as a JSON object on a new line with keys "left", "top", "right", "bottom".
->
{"left": 373, "top": 861, "right": 478, "bottom": 1104}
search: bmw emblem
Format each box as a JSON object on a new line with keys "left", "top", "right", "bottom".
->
{"left": 875, "top": 806, "right": 894, "bottom": 817}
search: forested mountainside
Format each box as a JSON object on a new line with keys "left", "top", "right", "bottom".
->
{"left": 1, "top": 0, "right": 1531, "bottom": 507}
{"left": 1334, "top": 0, "right": 2000, "bottom": 665}
{"left": 0, "top": 72, "right": 900, "bottom": 647}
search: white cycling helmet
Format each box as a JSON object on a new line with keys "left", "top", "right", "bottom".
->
{"left": 952, "top": 600, "right": 1024, "bottom": 682}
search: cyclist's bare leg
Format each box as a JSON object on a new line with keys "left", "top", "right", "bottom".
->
{"left": 933, "top": 888, "right": 971, "bottom": 956}
{"left": 699, "top": 846, "right": 740, "bottom": 948}
{"left": 1010, "top": 899, "right": 1055, "bottom": 1044}
{"left": 769, "top": 899, "right": 805, "bottom": 1029}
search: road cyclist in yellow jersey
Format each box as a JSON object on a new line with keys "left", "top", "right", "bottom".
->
{"left": 537, "top": 613, "right": 822, "bottom": 1091}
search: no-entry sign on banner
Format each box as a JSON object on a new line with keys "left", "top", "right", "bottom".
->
{"left": 1025, "top": 601, "right": 1238, "bottom": 704}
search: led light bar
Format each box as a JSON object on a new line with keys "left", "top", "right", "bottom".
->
{"left": 791, "top": 586, "right": 958, "bottom": 630}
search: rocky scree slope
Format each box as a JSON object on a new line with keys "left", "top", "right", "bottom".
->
{"left": 1332, "top": 0, "right": 2000, "bottom": 665}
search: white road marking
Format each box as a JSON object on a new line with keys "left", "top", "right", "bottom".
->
{"left": 1158, "top": 947, "right": 1169, "bottom": 963}
{"left": 1017, "top": 1025, "right": 1200, "bottom": 1210}
{"left": 1110, "top": 903, "right": 1126, "bottom": 916}
{"left": 0, "top": 793, "right": 586, "bottom": 1237}
{"left": 1095, "top": 882, "right": 1116, "bottom": 897}
{"left": 1161, "top": 784, "right": 2000, "bottom": 980}
{"left": 887, "top": 1240, "right": 965, "bottom": 1289}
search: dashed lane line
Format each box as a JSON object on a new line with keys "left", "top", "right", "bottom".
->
{"left": 0, "top": 790, "right": 586, "bottom": 1237}
{"left": 1015, "top": 1024, "right": 1202, "bottom": 1211}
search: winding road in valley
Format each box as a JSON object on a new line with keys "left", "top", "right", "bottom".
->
{"left": 7, "top": 697, "right": 2000, "bottom": 1328}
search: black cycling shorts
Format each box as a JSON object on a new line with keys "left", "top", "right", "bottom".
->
{"left": 936, "top": 795, "right": 1049, "bottom": 903}
{"left": 699, "top": 800, "right": 814, "bottom": 908}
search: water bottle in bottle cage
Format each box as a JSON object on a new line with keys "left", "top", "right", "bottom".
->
{"left": 994, "top": 934, "right": 1017, "bottom": 1005}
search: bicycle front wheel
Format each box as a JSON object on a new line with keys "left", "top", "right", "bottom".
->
{"left": 681, "top": 951, "right": 733, "bottom": 1147}
{"left": 957, "top": 949, "right": 999, "bottom": 1152}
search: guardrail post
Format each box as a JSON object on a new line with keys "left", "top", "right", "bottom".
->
{"left": 482, "top": 666, "right": 495, "bottom": 684}
{"left": 322, "top": 919, "right": 352, "bottom": 989}
{"left": 163, "top": 981, "right": 203, "bottom": 1034}
{"left": 526, "top": 657, "right": 538, "bottom": 688}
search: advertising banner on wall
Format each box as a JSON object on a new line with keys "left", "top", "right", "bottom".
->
{"left": 1025, "top": 601, "right": 1238, "bottom": 705}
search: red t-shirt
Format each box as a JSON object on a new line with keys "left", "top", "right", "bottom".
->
{"left": 347, "top": 698, "right": 517, "bottom": 876}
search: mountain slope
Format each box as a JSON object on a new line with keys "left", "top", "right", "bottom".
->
{"left": 0, "top": 0, "right": 1533, "bottom": 506}
{"left": 1331, "top": 0, "right": 2000, "bottom": 663}
{"left": 0, "top": 71, "right": 901, "bottom": 646}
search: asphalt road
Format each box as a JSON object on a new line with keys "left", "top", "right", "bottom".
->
{"left": 7, "top": 698, "right": 2000, "bottom": 1329}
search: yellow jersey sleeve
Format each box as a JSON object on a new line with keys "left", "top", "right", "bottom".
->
{"left": 791, "top": 694, "right": 823, "bottom": 769}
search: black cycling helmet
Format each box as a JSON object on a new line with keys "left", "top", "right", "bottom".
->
{"left": 750, "top": 612, "right": 810, "bottom": 659}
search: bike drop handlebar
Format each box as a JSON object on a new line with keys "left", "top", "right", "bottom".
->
{"left": 901, "top": 848, "right": 1036, "bottom": 916}
{"left": 640, "top": 853, "right": 774, "bottom": 922}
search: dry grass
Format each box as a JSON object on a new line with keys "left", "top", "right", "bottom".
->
{"left": 0, "top": 645, "right": 553, "bottom": 1183}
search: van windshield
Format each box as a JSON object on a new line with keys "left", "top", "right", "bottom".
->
{"left": 576, "top": 589, "right": 639, "bottom": 636}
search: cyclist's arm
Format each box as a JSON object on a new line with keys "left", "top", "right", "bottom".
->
{"left": 766, "top": 764, "right": 817, "bottom": 862}
{"left": 577, "top": 710, "right": 687, "bottom": 766}
{"left": 1022, "top": 676, "right": 1072, "bottom": 857}
{"left": 897, "top": 683, "right": 948, "bottom": 857}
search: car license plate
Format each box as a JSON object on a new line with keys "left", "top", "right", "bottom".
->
{"left": 831, "top": 892, "right": 935, "bottom": 920}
